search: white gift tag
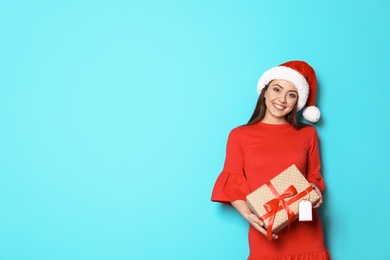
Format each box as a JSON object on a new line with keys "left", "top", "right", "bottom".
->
{"left": 299, "top": 200, "right": 312, "bottom": 221}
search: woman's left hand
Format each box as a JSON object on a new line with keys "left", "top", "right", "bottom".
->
{"left": 310, "top": 183, "right": 323, "bottom": 208}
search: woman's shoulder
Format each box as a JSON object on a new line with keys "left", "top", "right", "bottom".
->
{"left": 298, "top": 123, "right": 319, "bottom": 137}
{"left": 228, "top": 124, "right": 245, "bottom": 136}
{"left": 230, "top": 123, "right": 258, "bottom": 133}
{"left": 300, "top": 123, "right": 317, "bottom": 130}
{"left": 226, "top": 123, "right": 256, "bottom": 139}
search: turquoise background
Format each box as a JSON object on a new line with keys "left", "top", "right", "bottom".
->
{"left": 1, "top": 1, "right": 389, "bottom": 259}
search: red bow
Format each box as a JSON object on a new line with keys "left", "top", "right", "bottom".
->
{"left": 263, "top": 184, "right": 297, "bottom": 241}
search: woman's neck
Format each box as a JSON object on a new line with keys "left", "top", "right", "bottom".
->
{"left": 261, "top": 114, "right": 287, "bottom": 124}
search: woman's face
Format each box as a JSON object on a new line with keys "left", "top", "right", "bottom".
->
{"left": 263, "top": 79, "right": 298, "bottom": 123}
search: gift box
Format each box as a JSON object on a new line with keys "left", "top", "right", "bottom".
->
{"left": 246, "top": 164, "right": 320, "bottom": 240}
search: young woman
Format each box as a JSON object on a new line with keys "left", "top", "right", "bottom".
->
{"left": 211, "top": 61, "right": 330, "bottom": 259}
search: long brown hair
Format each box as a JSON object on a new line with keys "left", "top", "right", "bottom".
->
{"left": 246, "top": 84, "right": 303, "bottom": 129}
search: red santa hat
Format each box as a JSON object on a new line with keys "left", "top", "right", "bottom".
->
{"left": 257, "top": 60, "right": 321, "bottom": 123}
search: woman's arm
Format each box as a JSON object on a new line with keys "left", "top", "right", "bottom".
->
{"left": 231, "top": 200, "right": 278, "bottom": 240}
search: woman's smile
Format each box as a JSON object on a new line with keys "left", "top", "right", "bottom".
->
{"left": 272, "top": 103, "right": 287, "bottom": 110}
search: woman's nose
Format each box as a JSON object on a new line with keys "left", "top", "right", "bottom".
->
{"left": 279, "top": 93, "right": 287, "bottom": 103}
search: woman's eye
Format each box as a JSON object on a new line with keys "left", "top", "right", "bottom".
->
{"left": 273, "top": 87, "right": 280, "bottom": 92}
{"left": 289, "top": 93, "right": 297, "bottom": 98}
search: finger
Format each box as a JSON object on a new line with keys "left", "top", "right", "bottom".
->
{"left": 251, "top": 222, "right": 278, "bottom": 240}
{"left": 311, "top": 183, "right": 322, "bottom": 198}
{"left": 317, "top": 190, "right": 323, "bottom": 200}
{"left": 252, "top": 222, "right": 267, "bottom": 235}
{"left": 252, "top": 220, "right": 264, "bottom": 231}
{"left": 313, "top": 198, "right": 323, "bottom": 208}
{"left": 248, "top": 214, "right": 278, "bottom": 240}
{"left": 254, "top": 218, "right": 264, "bottom": 226}
{"left": 249, "top": 214, "right": 264, "bottom": 226}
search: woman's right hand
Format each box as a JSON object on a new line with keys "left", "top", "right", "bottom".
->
{"left": 231, "top": 200, "right": 278, "bottom": 240}
{"left": 246, "top": 213, "right": 278, "bottom": 240}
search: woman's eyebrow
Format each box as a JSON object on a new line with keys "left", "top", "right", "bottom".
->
{"left": 272, "top": 84, "right": 298, "bottom": 93}
{"left": 273, "top": 84, "right": 283, "bottom": 88}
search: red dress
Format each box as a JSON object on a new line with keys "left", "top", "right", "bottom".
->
{"left": 211, "top": 122, "right": 330, "bottom": 260}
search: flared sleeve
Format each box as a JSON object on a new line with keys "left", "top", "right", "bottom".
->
{"left": 211, "top": 127, "right": 250, "bottom": 204}
{"left": 306, "top": 127, "right": 326, "bottom": 193}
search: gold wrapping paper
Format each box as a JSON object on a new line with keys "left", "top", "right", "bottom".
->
{"left": 246, "top": 164, "right": 320, "bottom": 234}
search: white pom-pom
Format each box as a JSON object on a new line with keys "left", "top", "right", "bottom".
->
{"left": 303, "top": 106, "right": 321, "bottom": 123}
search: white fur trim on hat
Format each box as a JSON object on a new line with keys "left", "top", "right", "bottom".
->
{"left": 257, "top": 66, "right": 309, "bottom": 111}
{"left": 303, "top": 106, "right": 321, "bottom": 123}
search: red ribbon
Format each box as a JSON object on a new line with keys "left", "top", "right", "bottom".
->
{"left": 262, "top": 182, "right": 297, "bottom": 241}
{"left": 261, "top": 185, "right": 315, "bottom": 221}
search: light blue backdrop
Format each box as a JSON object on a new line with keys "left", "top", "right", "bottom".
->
{"left": 1, "top": 1, "right": 389, "bottom": 259}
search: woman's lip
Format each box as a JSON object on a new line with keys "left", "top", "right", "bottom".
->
{"left": 273, "top": 103, "right": 285, "bottom": 110}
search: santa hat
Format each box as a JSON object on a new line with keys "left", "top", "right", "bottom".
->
{"left": 257, "top": 60, "right": 321, "bottom": 123}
